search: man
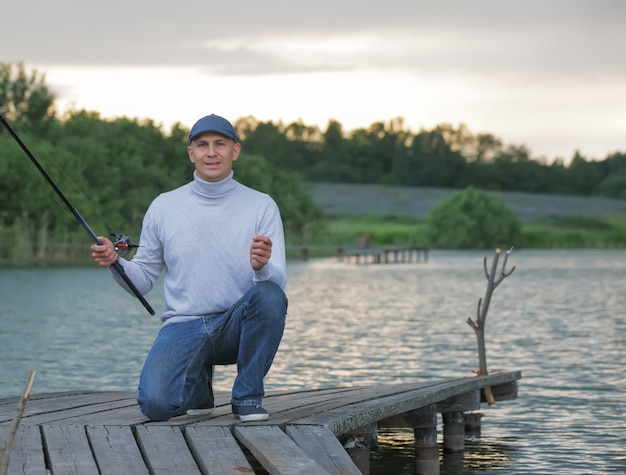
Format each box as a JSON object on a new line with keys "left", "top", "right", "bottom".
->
{"left": 91, "top": 114, "right": 288, "bottom": 422}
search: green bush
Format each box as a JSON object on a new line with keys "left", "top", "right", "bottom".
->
{"left": 427, "top": 187, "right": 522, "bottom": 249}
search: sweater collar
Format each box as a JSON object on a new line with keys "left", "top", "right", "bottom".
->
{"left": 190, "top": 170, "right": 237, "bottom": 198}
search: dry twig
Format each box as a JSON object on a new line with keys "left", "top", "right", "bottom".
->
{"left": 0, "top": 370, "right": 36, "bottom": 475}
{"left": 467, "top": 247, "right": 515, "bottom": 404}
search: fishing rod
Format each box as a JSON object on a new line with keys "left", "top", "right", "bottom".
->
{"left": 0, "top": 112, "right": 155, "bottom": 315}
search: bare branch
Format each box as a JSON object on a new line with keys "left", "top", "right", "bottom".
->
{"left": 0, "top": 371, "right": 36, "bottom": 475}
{"left": 493, "top": 247, "right": 516, "bottom": 289}
{"left": 466, "top": 317, "right": 478, "bottom": 332}
{"left": 466, "top": 247, "right": 516, "bottom": 405}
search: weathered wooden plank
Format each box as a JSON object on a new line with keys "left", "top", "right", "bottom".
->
{"left": 294, "top": 387, "right": 447, "bottom": 433}
{"left": 148, "top": 392, "right": 245, "bottom": 427}
{"left": 192, "top": 375, "right": 519, "bottom": 431}
{"left": 41, "top": 424, "right": 100, "bottom": 475}
{"left": 437, "top": 390, "right": 481, "bottom": 413}
{"left": 378, "top": 404, "right": 437, "bottom": 429}
{"left": 145, "top": 389, "right": 344, "bottom": 427}
{"left": 87, "top": 425, "right": 149, "bottom": 475}
{"left": 59, "top": 404, "right": 148, "bottom": 426}
{"left": 253, "top": 381, "right": 441, "bottom": 427}
{"left": 260, "top": 386, "right": 368, "bottom": 412}
{"left": 295, "top": 372, "right": 521, "bottom": 435}
{"left": 141, "top": 388, "right": 352, "bottom": 427}
{"left": 189, "top": 387, "right": 363, "bottom": 426}
{"left": 265, "top": 386, "right": 366, "bottom": 401}
{"left": 0, "top": 391, "right": 102, "bottom": 411}
{"left": 189, "top": 387, "right": 369, "bottom": 428}
{"left": 134, "top": 425, "right": 202, "bottom": 474}
{"left": 0, "top": 392, "right": 137, "bottom": 424}
{"left": 234, "top": 425, "right": 328, "bottom": 475}
{"left": 0, "top": 424, "right": 47, "bottom": 475}
{"left": 185, "top": 426, "right": 255, "bottom": 475}
{"left": 285, "top": 425, "right": 361, "bottom": 475}
{"left": 20, "top": 398, "right": 141, "bottom": 426}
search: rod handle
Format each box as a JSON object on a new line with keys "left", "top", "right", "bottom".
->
{"left": 111, "top": 259, "right": 156, "bottom": 315}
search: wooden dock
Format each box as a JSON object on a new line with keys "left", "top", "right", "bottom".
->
{"left": 0, "top": 371, "right": 521, "bottom": 475}
{"left": 338, "top": 246, "right": 429, "bottom": 265}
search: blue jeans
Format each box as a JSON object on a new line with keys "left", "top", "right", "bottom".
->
{"left": 137, "top": 281, "right": 287, "bottom": 421}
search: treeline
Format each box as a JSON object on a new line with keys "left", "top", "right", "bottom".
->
{"left": 1, "top": 63, "right": 625, "bottom": 261}
{"left": 235, "top": 116, "right": 626, "bottom": 199}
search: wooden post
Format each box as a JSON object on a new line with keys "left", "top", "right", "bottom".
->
{"left": 438, "top": 389, "right": 481, "bottom": 451}
{"left": 337, "top": 248, "right": 346, "bottom": 261}
{"left": 442, "top": 411, "right": 465, "bottom": 453}
{"left": 465, "top": 412, "right": 483, "bottom": 434}
{"left": 342, "top": 423, "right": 377, "bottom": 475}
{"left": 466, "top": 247, "right": 516, "bottom": 405}
{"left": 379, "top": 405, "right": 440, "bottom": 475}
{"left": 413, "top": 405, "right": 439, "bottom": 475}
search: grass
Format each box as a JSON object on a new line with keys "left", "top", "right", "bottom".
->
{"left": 521, "top": 216, "right": 626, "bottom": 249}
{"left": 285, "top": 183, "right": 626, "bottom": 252}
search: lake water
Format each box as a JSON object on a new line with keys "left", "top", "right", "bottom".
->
{"left": 1, "top": 250, "right": 625, "bottom": 474}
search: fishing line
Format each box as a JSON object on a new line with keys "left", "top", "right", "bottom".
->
{"left": 0, "top": 111, "right": 155, "bottom": 315}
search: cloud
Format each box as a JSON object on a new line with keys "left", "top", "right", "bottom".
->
{"left": 2, "top": 0, "right": 625, "bottom": 160}
{"left": 5, "top": 0, "right": 626, "bottom": 78}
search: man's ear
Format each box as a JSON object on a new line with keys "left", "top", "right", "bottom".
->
{"left": 232, "top": 142, "right": 242, "bottom": 162}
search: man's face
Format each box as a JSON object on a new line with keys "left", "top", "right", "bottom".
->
{"left": 188, "top": 132, "right": 241, "bottom": 182}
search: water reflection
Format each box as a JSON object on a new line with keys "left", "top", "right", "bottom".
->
{"left": 371, "top": 429, "right": 519, "bottom": 474}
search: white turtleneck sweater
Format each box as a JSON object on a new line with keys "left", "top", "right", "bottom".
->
{"left": 112, "top": 171, "right": 287, "bottom": 322}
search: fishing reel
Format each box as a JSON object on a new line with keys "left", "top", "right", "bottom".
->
{"left": 110, "top": 232, "right": 139, "bottom": 257}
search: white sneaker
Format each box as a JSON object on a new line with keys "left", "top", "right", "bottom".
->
{"left": 186, "top": 406, "right": 215, "bottom": 416}
{"left": 235, "top": 405, "right": 269, "bottom": 422}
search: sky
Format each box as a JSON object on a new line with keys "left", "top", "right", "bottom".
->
{"left": 3, "top": 0, "right": 625, "bottom": 163}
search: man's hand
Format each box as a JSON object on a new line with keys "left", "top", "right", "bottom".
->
{"left": 91, "top": 236, "right": 119, "bottom": 267}
{"left": 250, "top": 235, "right": 272, "bottom": 270}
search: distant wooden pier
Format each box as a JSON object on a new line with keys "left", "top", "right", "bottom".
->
{"left": 1, "top": 371, "right": 521, "bottom": 475}
{"left": 338, "top": 246, "right": 429, "bottom": 264}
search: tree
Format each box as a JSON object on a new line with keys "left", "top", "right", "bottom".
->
{"left": 235, "top": 119, "right": 290, "bottom": 169}
{"left": 0, "top": 63, "right": 56, "bottom": 134}
{"left": 403, "top": 130, "right": 468, "bottom": 187}
{"left": 597, "top": 170, "right": 626, "bottom": 199}
{"left": 313, "top": 119, "right": 349, "bottom": 181}
{"left": 566, "top": 151, "right": 601, "bottom": 196}
{"left": 335, "top": 120, "right": 398, "bottom": 184}
{"left": 595, "top": 152, "right": 626, "bottom": 198}
{"left": 488, "top": 145, "right": 553, "bottom": 193}
{"left": 427, "top": 187, "right": 522, "bottom": 249}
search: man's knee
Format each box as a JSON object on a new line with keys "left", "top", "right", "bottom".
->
{"left": 137, "top": 395, "right": 179, "bottom": 422}
{"left": 254, "top": 281, "right": 288, "bottom": 316}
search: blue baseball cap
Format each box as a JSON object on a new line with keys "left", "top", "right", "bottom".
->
{"left": 189, "top": 114, "right": 238, "bottom": 143}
